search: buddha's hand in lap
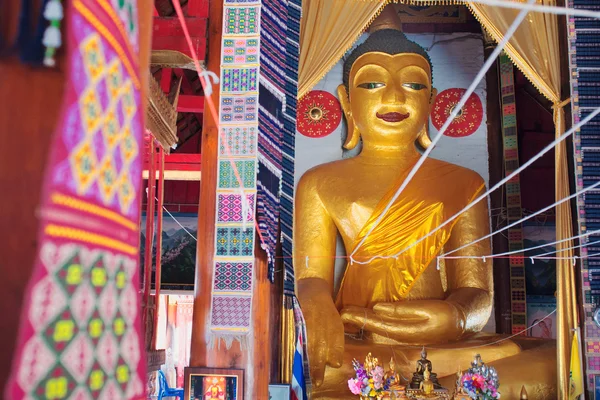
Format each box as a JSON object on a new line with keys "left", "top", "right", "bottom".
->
{"left": 340, "top": 300, "right": 466, "bottom": 344}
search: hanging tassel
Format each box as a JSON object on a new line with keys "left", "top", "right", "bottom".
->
{"left": 42, "top": 0, "right": 63, "bottom": 67}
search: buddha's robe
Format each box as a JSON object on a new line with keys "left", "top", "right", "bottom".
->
{"left": 336, "top": 162, "right": 485, "bottom": 309}
{"left": 312, "top": 162, "right": 556, "bottom": 399}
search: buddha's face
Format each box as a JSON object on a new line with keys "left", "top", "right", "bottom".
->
{"left": 341, "top": 52, "right": 435, "bottom": 147}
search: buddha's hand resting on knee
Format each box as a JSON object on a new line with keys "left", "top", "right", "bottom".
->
{"left": 340, "top": 300, "right": 466, "bottom": 344}
{"left": 297, "top": 279, "right": 345, "bottom": 387}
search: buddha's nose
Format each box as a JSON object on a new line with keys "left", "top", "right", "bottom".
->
{"left": 383, "top": 85, "right": 405, "bottom": 103}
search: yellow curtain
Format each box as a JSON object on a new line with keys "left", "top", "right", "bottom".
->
{"left": 298, "top": 0, "right": 386, "bottom": 99}
{"left": 464, "top": 1, "right": 575, "bottom": 397}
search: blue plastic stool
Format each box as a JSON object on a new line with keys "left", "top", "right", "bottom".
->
{"left": 157, "top": 370, "right": 185, "bottom": 400}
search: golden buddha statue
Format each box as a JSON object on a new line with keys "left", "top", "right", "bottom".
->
{"left": 453, "top": 369, "right": 469, "bottom": 400}
{"left": 420, "top": 370, "right": 435, "bottom": 395}
{"left": 294, "top": 6, "right": 556, "bottom": 399}
{"left": 384, "top": 358, "right": 406, "bottom": 399}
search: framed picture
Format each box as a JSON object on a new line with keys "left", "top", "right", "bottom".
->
{"left": 527, "top": 295, "right": 556, "bottom": 339}
{"left": 140, "top": 212, "right": 198, "bottom": 291}
{"left": 269, "top": 384, "right": 291, "bottom": 400}
{"left": 184, "top": 367, "right": 243, "bottom": 400}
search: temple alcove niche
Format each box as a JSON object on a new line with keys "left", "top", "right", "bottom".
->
{"left": 0, "top": 0, "right": 591, "bottom": 399}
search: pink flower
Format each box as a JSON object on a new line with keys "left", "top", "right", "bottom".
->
{"left": 348, "top": 378, "right": 362, "bottom": 395}
{"left": 472, "top": 375, "right": 485, "bottom": 389}
{"left": 372, "top": 366, "right": 384, "bottom": 381}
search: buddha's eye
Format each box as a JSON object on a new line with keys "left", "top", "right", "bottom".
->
{"left": 358, "top": 82, "right": 385, "bottom": 90}
{"left": 402, "top": 83, "right": 428, "bottom": 91}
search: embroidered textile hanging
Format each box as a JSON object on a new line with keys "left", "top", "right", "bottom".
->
{"left": 498, "top": 53, "right": 527, "bottom": 334}
{"left": 282, "top": 0, "right": 302, "bottom": 301}
{"left": 209, "top": 0, "right": 261, "bottom": 347}
{"left": 6, "top": 0, "right": 147, "bottom": 398}
{"left": 257, "top": 0, "right": 286, "bottom": 282}
{"left": 567, "top": 0, "right": 600, "bottom": 391}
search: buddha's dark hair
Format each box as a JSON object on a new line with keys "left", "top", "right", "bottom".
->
{"left": 343, "top": 29, "right": 433, "bottom": 91}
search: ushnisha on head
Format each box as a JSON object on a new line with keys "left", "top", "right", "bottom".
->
{"left": 337, "top": 24, "right": 436, "bottom": 151}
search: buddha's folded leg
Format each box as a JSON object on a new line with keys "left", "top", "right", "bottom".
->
{"left": 312, "top": 335, "right": 555, "bottom": 400}
{"left": 438, "top": 341, "right": 557, "bottom": 400}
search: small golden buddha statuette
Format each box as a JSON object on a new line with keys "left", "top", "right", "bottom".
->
{"left": 452, "top": 368, "right": 470, "bottom": 400}
{"left": 420, "top": 369, "right": 434, "bottom": 395}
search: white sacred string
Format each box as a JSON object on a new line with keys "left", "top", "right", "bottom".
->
{"left": 442, "top": 179, "right": 600, "bottom": 257}
{"left": 349, "top": 0, "right": 535, "bottom": 260}
{"left": 536, "top": 238, "right": 600, "bottom": 258}
{"left": 439, "top": 255, "right": 596, "bottom": 261}
{"left": 443, "top": 228, "right": 600, "bottom": 260}
{"left": 350, "top": 308, "right": 557, "bottom": 352}
{"left": 351, "top": 106, "right": 600, "bottom": 266}
{"left": 301, "top": 254, "right": 600, "bottom": 265}
{"left": 152, "top": 195, "right": 198, "bottom": 242}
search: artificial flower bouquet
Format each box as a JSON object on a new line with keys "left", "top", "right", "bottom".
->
{"left": 458, "top": 354, "right": 500, "bottom": 400}
{"left": 459, "top": 372, "right": 500, "bottom": 399}
{"left": 348, "top": 353, "right": 406, "bottom": 400}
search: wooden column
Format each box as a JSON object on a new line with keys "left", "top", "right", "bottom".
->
{"left": 190, "top": 0, "right": 271, "bottom": 396}
{"left": 0, "top": 55, "right": 65, "bottom": 396}
{"left": 153, "top": 147, "right": 166, "bottom": 350}
{"left": 484, "top": 38, "right": 512, "bottom": 334}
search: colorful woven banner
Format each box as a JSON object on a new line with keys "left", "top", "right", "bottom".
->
{"left": 209, "top": 0, "right": 261, "bottom": 346}
{"left": 257, "top": 0, "right": 287, "bottom": 282}
{"left": 567, "top": 0, "right": 600, "bottom": 392}
{"left": 6, "top": 0, "right": 146, "bottom": 398}
{"left": 256, "top": 0, "right": 301, "bottom": 287}
{"left": 282, "top": 0, "right": 302, "bottom": 301}
{"left": 499, "top": 53, "right": 527, "bottom": 334}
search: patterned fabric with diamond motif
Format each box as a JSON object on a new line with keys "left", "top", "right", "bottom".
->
{"left": 220, "top": 95, "right": 258, "bottom": 123}
{"left": 7, "top": 1, "right": 146, "bottom": 398}
{"left": 214, "top": 262, "right": 253, "bottom": 291}
{"left": 211, "top": 297, "right": 252, "bottom": 328}
{"left": 222, "top": 38, "right": 259, "bottom": 65}
{"left": 224, "top": 6, "right": 260, "bottom": 35}
{"left": 219, "top": 125, "right": 258, "bottom": 156}
{"left": 218, "top": 159, "right": 257, "bottom": 189}
{"left": 215, "top": 227, "right": 254, "bottom": 257}
{"left": 222, "top": 67, "right": 258, "bottom": 93}
{"left": 217, "top": 193, "right": 255, "bottom": 223}
{"left": 210, "top": 0, "right": 261, "bottom": 343}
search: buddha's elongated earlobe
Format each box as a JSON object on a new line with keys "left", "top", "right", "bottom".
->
{"left": 417, "top": 123, "right": 432, "bottom": 149}
{"left": 417, "top": 87, "right": 438, "bottom": 149}
{"left": 337, "top": 85, "right": 360, "bottom": 150}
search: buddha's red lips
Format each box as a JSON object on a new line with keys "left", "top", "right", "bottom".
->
{"left": 376, "top": 112, "right": 410, "bottom": 122}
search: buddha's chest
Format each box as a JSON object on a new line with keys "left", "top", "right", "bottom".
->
{"left": 321, "top": 173, "right": 448, "bottom": 245}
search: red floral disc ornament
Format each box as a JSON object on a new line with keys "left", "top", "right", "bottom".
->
{"left": 431, "top": 88, "right": 483, "bottom": 138}
{"left": 297, "top": 90, "right": 342, "bottom": 138}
